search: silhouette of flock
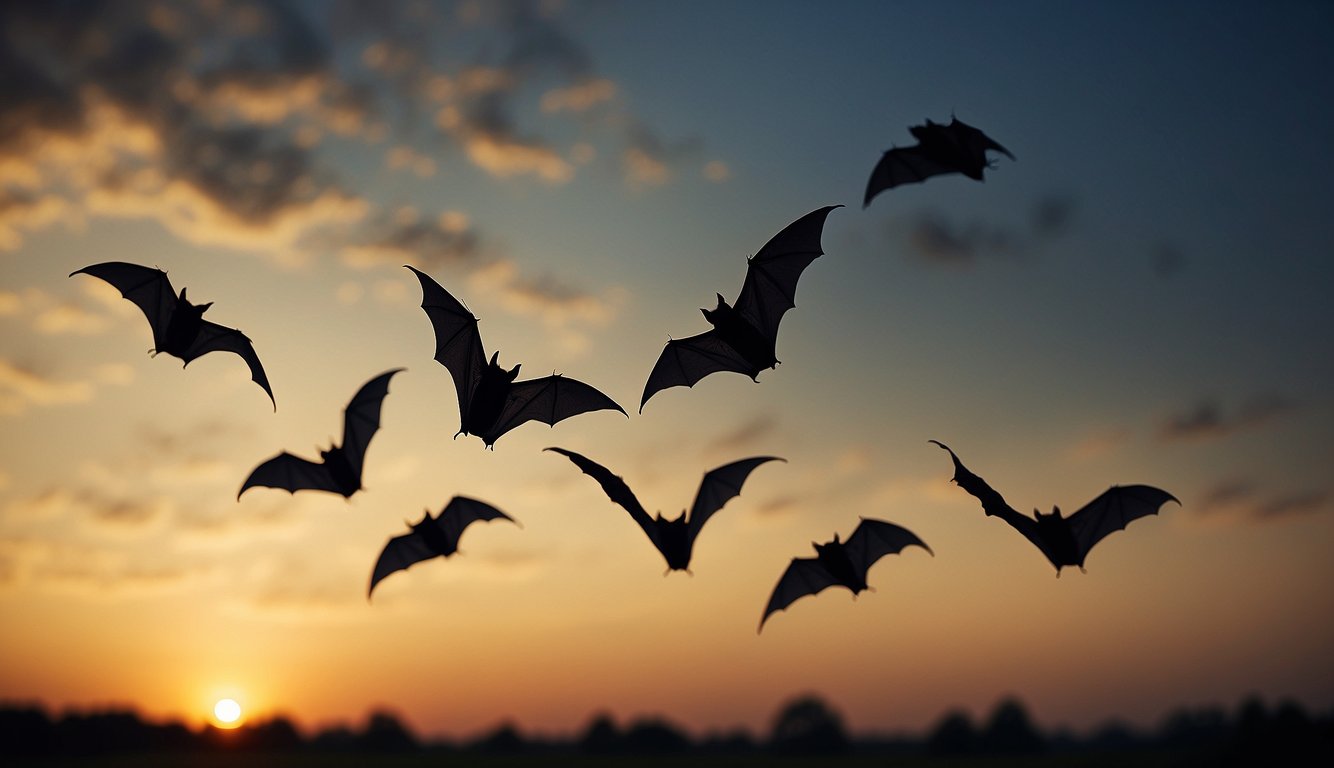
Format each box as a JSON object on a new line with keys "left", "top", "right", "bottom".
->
{"left": 68, "top": 117, "right": 1177, "bottom": 632}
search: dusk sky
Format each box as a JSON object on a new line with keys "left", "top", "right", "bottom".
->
{"left": 2, "top": 0, "right": 1332, "bottom": 742}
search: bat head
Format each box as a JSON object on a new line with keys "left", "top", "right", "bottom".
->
{"left": 700, "top": 293, "right": 732, "bottom": 324}
{"left": 177, "top": 288, "right": 213, "bottom": 317}
{"left": 487, "top": 351, "right": 520, "bottom": 381}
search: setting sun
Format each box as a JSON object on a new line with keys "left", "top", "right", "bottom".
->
{"left": 212, "top": 699, "right": 242, "bottom": 729}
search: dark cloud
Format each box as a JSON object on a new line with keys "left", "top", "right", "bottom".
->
{"left": 901, "top": 194, "right": 1077, "bottom": 267}
{"left": 1159, "top": 393, "right": 1297, "bottom": 442}
{"left": 705, "top": 414, "right": 780, "bottom": 455}
{"left": 342, "top": 209, "right": 482, "bottom": 271}
{"left": 1194, "top": 478, "right": 1327, "bottom": 523}
{"left": 1254, "top": 490, "right": 1328, "bottom": 520}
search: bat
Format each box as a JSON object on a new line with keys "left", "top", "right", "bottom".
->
{"left": 863, "top": 116, "right": 1015, "bottom": 207}
{"left": 69, "top": 261, "right": 275, "bottom": 409}
{"left": 368, "top": 495, "right": 519, "bottom": 598}
{"left": 759, "top": 517, "right": 931, "bottom": 633}
{"left": 930, "top": 440, "right": 1179, "bottom": 574}
{"left": 640, "top": 205, "right": 842, "bottom": 412}
{"left": 545, "top": 446, "right": 783, "bottom": 573}
{"left": 237, "top": 368, "right": 404, "bottom": 500}
{"left": 405, "top": 265, "right": 626, "bottom": 448}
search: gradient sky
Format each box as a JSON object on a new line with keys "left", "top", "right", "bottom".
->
{"left": 2, "top": 0, "right": 1332, "bottom": 742}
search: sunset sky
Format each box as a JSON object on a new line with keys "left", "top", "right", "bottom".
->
{"left": 2, "top": 0, "right": 1332, "bottom": 742}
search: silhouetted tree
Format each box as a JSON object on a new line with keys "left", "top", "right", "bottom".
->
{"left": 698, "top": 728, "right": 757, "bottom": 755}
{"left": 310, "top": 723, "right": 358, "bottom": 752}
{"left": 769, "top": 694, "right": 848, "bottom": 755}
{"left": 577, "top": 712, "right": 622, "bottom": 754}
{"left": 360, "top": 710, "right": 416, "bottom": 752}
{"left": 0, "top": 704, "right": 56, "bottom": 755}
{"left": 623, "top": 716, "right": 690, "bottom": 754}
{"left": 925, "top": 708, "right": 978, "bottom": 756}
{"left": 471, "top": 721, "right": 526, "bottom": 754}
{"left": 978, "top": 696, "right": 1045, "bottom": 755}
{"left": 245, "top": 715, "right": 303, "bottom": 751}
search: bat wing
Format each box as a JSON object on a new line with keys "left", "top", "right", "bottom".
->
{"left": 843, "top": 517, "right": 933, "bottom": 578}
{"left": 483, "top": 374, "right": 625, "bottom": 446}
{"left": 70, "top": 261, "right": 177, "bottom": 351}
{"left": 1066, "top": 485, "right": 1179, "bottom": 562}
{"left": 436, "top": 495, "right": 519, "bottom": 549}
{"left": 367, "top": 532, "right": 437, "bottom": 598}
{"left": 640, "top": 330, "right": 756, "bottom": 412}
{"left": 759, "top": 557, "right": 838, "bottom": 632}
{"left": 863, "top": 146, "right": 959, "bottom": 206}
{"left": 686, "top": 456, "right": 785, "bottom": 545}
{"left": 930, "top": 439, "right": 1046, "bottom": 553}
{"left": 545, "top": 447, "right": 659, "bottom": 548}
{"left": 405, "top": 265, "right": 486, "bottom": 426}
{"left": 339, "top": 368, "right": 405, "bottom": 479}
{"left": 184, "top": 320, "right": 276, "bottom": 409}
{"left": 733, "top": 206, "right": 841, "bottom": 343}
{"left": 237, "top": 452, "right": 338, "bottom": 498}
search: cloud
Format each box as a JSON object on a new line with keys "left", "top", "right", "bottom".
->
{"left": 342, "top": 209, "right": 482, "bottom": 271}
{"left": 0, "top": 2, "right": 369, "bottom": 263}
{"left": 705, "top": 414, "right": 779, "bottom": 455}
{"left": 1195, "top": 479, "right": 1328, "bottom": 523}
{"left": 1067, "top": 427, "right": 1132, "bottom": 461}
{"left": 541, "top": 77, "right": 616, "bottom": 113}
{"left": 0, "top": 359, "right": 95, "bottom": 414}
{"left": 0, "top": 191, "right": 73, "bottom": 250}
{"left": 1159, "top": 394, "right": 1297, "bottom": 442}
{"left": 900, "top": 194, "right": 1077, "bottom": 267}
{"left": 0, "top": 286, "right": 111, "bottom": 335}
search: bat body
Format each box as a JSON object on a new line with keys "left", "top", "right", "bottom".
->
{"left": 863, "top": 117, "right": 1015, "bottom": 207}
{"left": 760, "top": 518, "right": 931, "bottom": 632}
{"left": 930, "top": 440, "right": 1178, "bottom": 574}
{"left": 368, "top": 496, "right": 518, "bottom": 598}
{"left": 406, "top": 266, "right": 626, "bottom": 448}
{"left": 238, "top": 368, "right": 404, "bottom": 499}
{"left": 640, "top": 206, "right": 841, "bottom": 411}
{"left": 545, "top": 446, "right": 783, "bottom": 572}
{"left": 70, "top": 261, "right": 275, "bottom": 408}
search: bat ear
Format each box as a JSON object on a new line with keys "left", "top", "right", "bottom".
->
{"left": 488, "top": 351, "right": 500, "bottom": 366}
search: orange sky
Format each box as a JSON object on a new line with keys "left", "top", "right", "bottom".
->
{"left": 2, "top": 0, "right": 1332, "bottom": 741}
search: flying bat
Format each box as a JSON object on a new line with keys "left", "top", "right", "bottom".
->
{"left": 405, "top": 265, "right": 626, "bottom": 448}
{"left": 545, "top": 446, "right": 783, "bottom": 573}
{"left": 368, "top": 495, "right": 519, "bottom": 598}
{"left": 640, "top": 205, "right": 842, "bottom": 412}
{"left": 69, "top": 261, "right": 275, "bottom": 408}
{"left": 863, "top": 117, "right": 1015, "bottom": 207}
{"left": 759, "top": 517, "right": 932, "bottom": 633}
{"left": 930, "top": 440, "right": 1178, "bottom": 575}
{"left": 238, "top": 368, "right": 404, "bottom": 499}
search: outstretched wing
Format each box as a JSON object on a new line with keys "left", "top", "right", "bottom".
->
{"left": 733, "top": 206, "right": 841, "bottom": 344}
{"left": 844, "top": 517, "right": 933, "bottom": 579}
{"left": 545, "top": 447, "right": 658, "bottom": 548}
{"left": 405, "top": 265, "right": 486, "bottom": 426}
{"left": 237, "top": 452, "right": 337, "bottom": 499}
{"left": 367, "top": 531, "right": 436, "bottom": 598}
{"left": 69, "top": 261, "right": 176, "bottom": 351}
{"left": 435, "top": 495, "right": 519, "bottom": 551}
{"left": 686, "top": 456, "right": 785, "bottom": 545}
{"left": 1066, "top": 485, "right": 1178, "bottom": 562}
{"left": 186, "top": 320, "right": 275, "bottom": 409}
{"left": 930, "top": 440, "right": 1045, "bottom": 553}
{"left": 339, "top": 368, "right": 405, "bottom": 479}
{"left": 483, "top": 374, "right": 625, "bottom": 446}
{"left": 759, "top": 557, "right": 838, "bottom": 632}
{"left": 863, "top": 146, "right": 959, "bottom": 205}
{"left": 641, "top": 330, "right": 756, "bottom": 412}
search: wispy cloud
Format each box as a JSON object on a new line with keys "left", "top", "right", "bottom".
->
{"left": 899, "top": 194, "right": 1077, "bottom": 267}
{"left": 0, "top": 359, "right": 95, "bottom": 414}
{"left": 1159, "top": 393, "right": 1297, "bottom": 442}
{"left": 1195, "top": 478, "right": 1328, "bottom": 523}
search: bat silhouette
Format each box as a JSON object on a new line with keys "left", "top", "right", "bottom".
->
{"left": 759, "top": 517, "right": 932, "bottom": 633}
{"left": 545, "top": 446, "right": 783, "bottom": 573}
{"left": 930, "top": 440, "right": 1178, "bottom": 575}
{"left": 640, "top": 206, "right": 842, "bottom": 412}
{"left": 863, "top": 116, "right": 1015, "bottom": 207}
{"left": 238, "top": 368, "right": 404, "bottom": 499}
{"left": 406, "top": 265, "right": 626, "bottom": 448}
{"left": 69, "top": 261, "right": 275, "bottom": 409}
{"left": 368, "top": 495, "right": 519, "bottom": 598}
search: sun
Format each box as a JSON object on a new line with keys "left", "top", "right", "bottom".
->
{"left": 212, "top": 698, "right": 243, "bottom": 729}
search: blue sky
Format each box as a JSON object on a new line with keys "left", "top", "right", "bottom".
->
{"left": 1, "top": 0, "right": 1331, "bottom": 738}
